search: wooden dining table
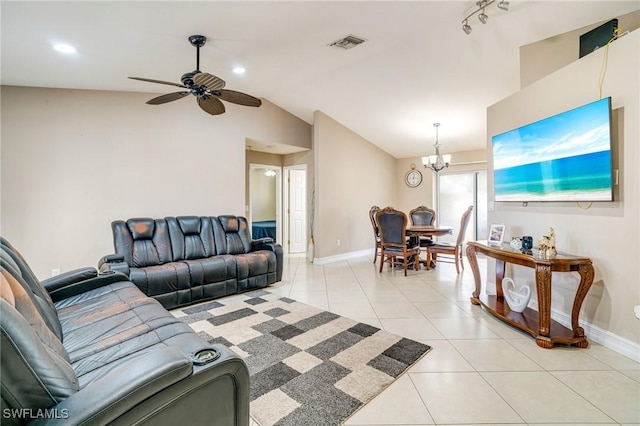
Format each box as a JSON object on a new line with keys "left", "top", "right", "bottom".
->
{"left": 405, "top": 225, "right": 453, "bottom": 269}
{"left": 406, "top": 225, "right": 453, "bottom": 238}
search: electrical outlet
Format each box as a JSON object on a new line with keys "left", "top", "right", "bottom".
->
{"left": 51, "top": 268, "right": 61, "bottom": 277}
{"left": 336, "top": 239, "right": 341, "bottom": 246}
{"left": 634, "top": 305, "right": 640, "bottom": 320}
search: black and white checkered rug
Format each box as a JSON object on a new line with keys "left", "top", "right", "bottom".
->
{"left": 173, "top": 289, "right": 432, "bottom": 426}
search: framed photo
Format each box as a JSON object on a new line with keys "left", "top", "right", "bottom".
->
{"left": 488, "top": 224, "right": 505, "bottom": 245}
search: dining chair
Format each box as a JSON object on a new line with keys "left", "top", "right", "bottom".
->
{"left": 369, "top": 205, "right": 382, "bottom": 263}
{"left": 375, "top": 207, "right": 420, "bottom": 276}
{"left": 426, "top": 205, "right": 474, "bottom": 274}
{"left": 409, "top": 205, "right": 437, "bottom": 248}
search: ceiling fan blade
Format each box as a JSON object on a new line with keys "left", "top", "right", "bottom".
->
{"left": 129, "top": 76, "right": 186, "bottom": 88}
{"left": 217, "top": 89, "right": 262, "bottom": 107}
{"left": 193, "top": 73, "right": 226, "bottom": 90}
{"left": 198, "top": 96, "right": 225, "bottom": 115}
{"left": 146, "top": 91, "right": 190, "bottom": 105}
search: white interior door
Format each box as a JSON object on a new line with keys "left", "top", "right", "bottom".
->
{"left": 287, "top": 168, "right": 307, "bottom": 253}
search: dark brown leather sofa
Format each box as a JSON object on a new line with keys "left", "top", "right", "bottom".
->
{"left": 99, "top": 215, "right": 283, "bottom": 309}
{"left": 0, "top": 237, "right": 249, "bottom": 426}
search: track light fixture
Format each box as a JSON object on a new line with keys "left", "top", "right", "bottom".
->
{"left": 461, "top": 0, "right": 509, "bottom": 34}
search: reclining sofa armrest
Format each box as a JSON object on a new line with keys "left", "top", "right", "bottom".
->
{"left": 41, "top": 267, "right": 98, "bottom": 293}
{"left": 30, "top": 345, "right": 250, "bottom": 426}
{"left": 251, "top": 237, "right": 274, "bottom": 247}
{"left": 47, "top": 272, "right": 129, "bottom": 303}
{"left": 97, "top": 254, "right": 130, "bottom": 276}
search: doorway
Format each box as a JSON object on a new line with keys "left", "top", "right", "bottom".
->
{"left": 249, "top": 164, "right": 282, "bottom": 244}
{"left": 284, "top": 165, "right": 307, "bottom": 254}
{"left": 436, "top": 170, "right": 487, "bottom": 244}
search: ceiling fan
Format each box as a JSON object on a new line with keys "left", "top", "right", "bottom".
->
{"left": 129, "top": 35, "right": 261, "bottom": 116}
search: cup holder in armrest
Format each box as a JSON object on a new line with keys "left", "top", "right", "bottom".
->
{"left": 190, "top": 348, "right": 220, "bottom": 365}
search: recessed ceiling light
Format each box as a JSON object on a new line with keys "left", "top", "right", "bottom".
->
{"left": 233, "top": 66, "right": 246, "bottom": 75}
{"left": 53, "top": 43, "right": 77, "bottom": 54}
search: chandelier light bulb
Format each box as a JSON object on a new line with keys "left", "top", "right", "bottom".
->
{"left": 479, "top": 11, "right": 488, "bottom": 24}
{"left": 463, "top": 21, "right": 472, "bottom": 34}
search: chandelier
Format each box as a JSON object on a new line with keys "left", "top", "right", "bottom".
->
{"left": 462, "top": 0, "right": 509, "bottom": 34}
{"left": 421, "top": 123, "right": 451, "bottom": 173}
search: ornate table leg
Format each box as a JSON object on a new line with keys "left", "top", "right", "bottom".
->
{"left": 466, "top": 245, "right": 481, "bottom": 305}
{"left": 495, "top": 260, "right": 505, "bottom": 298}
{"left": 571, "top": 262, "right": 594, "bottom": 348}
{"left": 535, "top": 264, "right": 554, "bottom": 349}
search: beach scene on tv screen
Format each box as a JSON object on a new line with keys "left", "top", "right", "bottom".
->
{"left": 492, "top": 98, "right": 613, "bottom": 202}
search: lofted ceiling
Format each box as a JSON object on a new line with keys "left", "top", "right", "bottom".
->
{"left": 2, "top": 1, "right": 638, "bottom": 158}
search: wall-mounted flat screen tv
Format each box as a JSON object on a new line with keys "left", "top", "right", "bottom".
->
{"left": 492, "top": 97, "right": 613, "bottom": 202}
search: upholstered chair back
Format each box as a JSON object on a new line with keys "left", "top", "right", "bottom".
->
{"left": 0, "top": 253, "right": 79, "bottom": 412}
{"left": 112, "top": 218, "right": 173, "bottom": 268}
{"left": 409, "top": 206, "right": 436, "bottom": 226}
{"left": 456, "top": 206, "right": 474, "bottom": 246}
{"left": 167, "top": 216, "right": 216, "bottom": 261}
{"left": 376, "top": 207, "right": 408, "bottom": 246}
{"left": 369, "top": 205, "right": 381, "bottom": 240}
{"left": 214, "top": 216, "right": 252, "bottom": 255}
{"left": 0, "top": 238, "right": 63, "bottom": 340}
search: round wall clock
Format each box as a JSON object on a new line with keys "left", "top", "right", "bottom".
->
{"left": 405, "top": 169, "right": 422, "bottom": 187}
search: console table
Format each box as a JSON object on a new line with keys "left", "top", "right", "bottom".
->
{"left": 466, "top": 241, "right": 594, "bottom": 349}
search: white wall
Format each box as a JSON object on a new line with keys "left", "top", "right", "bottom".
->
{"left": 313, "top": 111, "right": 397, "bottom": 260}
{"left": 487, "top": 31, "right": 640, "bottom": 350}
{"left": 1, "top": 86, "right": 310, "bottom": 278}
{"left": 520, "top": 10, "right": 640, "bottom": 88}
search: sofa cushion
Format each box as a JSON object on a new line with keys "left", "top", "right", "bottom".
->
{"left": 234, "top": 251, "right": 277, "bottom": 292}
{"left": 129, "top": 262, "right": 191, "bottom": 309}
{"left": 53, "top": 280, "right": 206, "bottom": 388}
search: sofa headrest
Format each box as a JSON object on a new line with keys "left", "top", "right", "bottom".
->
{"left": 127, "top": 219, "right": 155, "bottom": 240}
{"left": 219, "top": 216, "right": 239, "bottom": 233}
{"left": 0, "top": 273, "right": 79, "bottom": 409}
{"left": 0, "top": 272, "right": 15, "bottom": 307}
{"left": 176, "top": 216, "right": 201, "bottom": 235}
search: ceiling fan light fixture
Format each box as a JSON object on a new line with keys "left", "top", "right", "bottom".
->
{"left": 128, "top": 34, "right": 262, "bottom": 116}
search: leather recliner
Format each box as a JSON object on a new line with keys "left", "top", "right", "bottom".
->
{"left": 0, "top": 237, "right": 250, "bottom": 426}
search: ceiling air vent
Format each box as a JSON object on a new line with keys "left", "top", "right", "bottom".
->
{"left": 329, "top": 34, "right": 367, "bottom": 50}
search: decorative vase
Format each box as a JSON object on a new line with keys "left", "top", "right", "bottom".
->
{"left": 501, "top": 277, "right": 531, "bottom": 313}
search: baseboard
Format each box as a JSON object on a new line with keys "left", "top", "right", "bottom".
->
{"left": 313, "top": 249, "right": 374, "bottom": 265}
{"left": 527, "top": 298, "right": 640, "bottom": 362}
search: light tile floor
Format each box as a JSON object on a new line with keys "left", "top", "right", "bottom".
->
{"left": 249, "top": 254, "right": 640, "bottom": 426}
